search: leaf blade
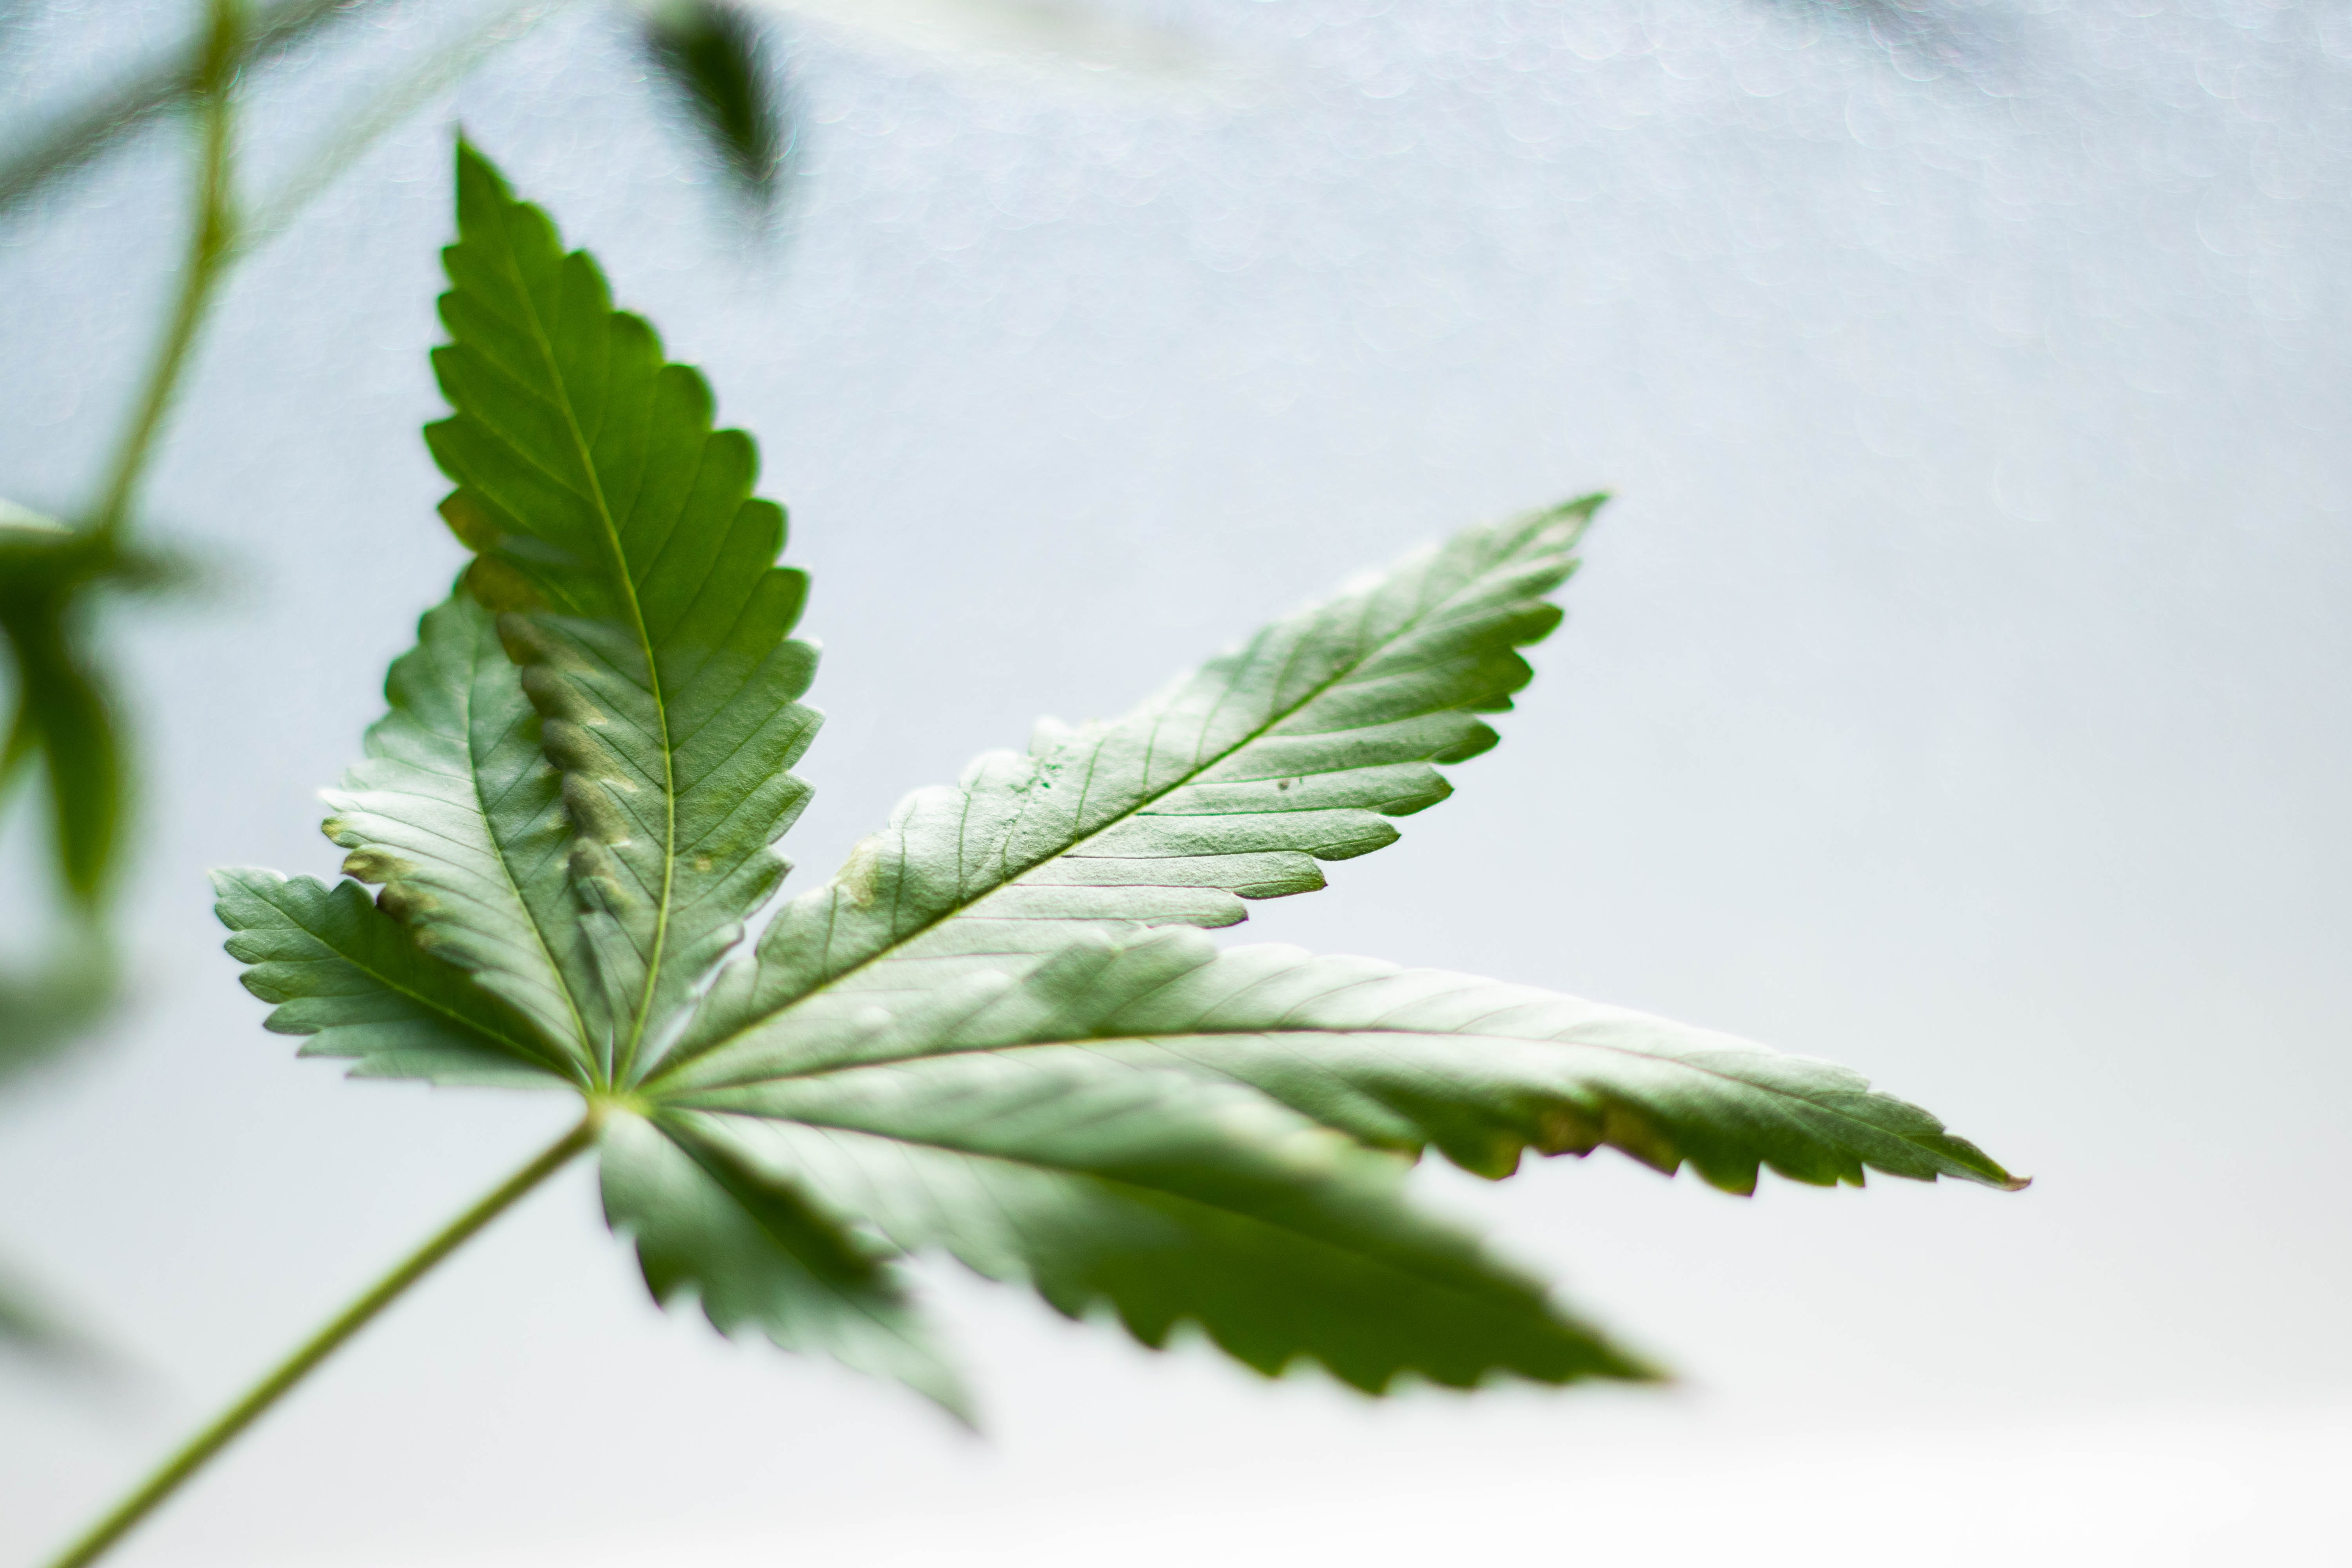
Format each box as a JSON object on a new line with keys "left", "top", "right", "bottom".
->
{"left": 672, "top": 501, "right": 1595, "bottom": 1074}
{"left": 682, "top": 927, "right": 2023, "bottom": 1194}
{"left": 212, "top": 868, "right": 573, "bottom": 1089}
{"left": 321, "top": 588, "right": 590, "bottom": 1071}
{"left": 600, "top": 1110, "right": 969, "bottom": 1414}
{"left": 676, "top": 1053, "right": 1651, "bottom": 1392}
{"left": 0, "top": 597, "right": 126, "bottom": 910}
{"left": 426, "top": 140, "right": 820, "bottom": 1078}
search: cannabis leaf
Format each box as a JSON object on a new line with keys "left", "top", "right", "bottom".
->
{"left": 211, "top": 140, "right": 2021, "bottom": 1434}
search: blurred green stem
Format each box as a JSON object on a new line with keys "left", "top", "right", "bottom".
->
{"left": 34, "top": 1114, "right": 599, "bottom": 1568}
{"left": 0, "top": 0, "right": 386, "bottom": 219}
{"left": 89, "top": 0, "right": 245, "bottom": 549}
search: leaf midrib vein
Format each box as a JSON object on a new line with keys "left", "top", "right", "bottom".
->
{"left": 480, "top": 217, "right": 679, "bottom": 1087}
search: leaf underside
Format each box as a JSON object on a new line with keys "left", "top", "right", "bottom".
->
{"left": 215, "top": 140, "right": 2023, "bottom": 1414}
{"left": 425, "top": 138, "right": 820, "bottom": 1082}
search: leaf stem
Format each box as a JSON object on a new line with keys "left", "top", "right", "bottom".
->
{"left": 34, "top": 1113, "right": 602, "bottom": 1568}
{"left": 88, "top": 0, "right": 245, "bottom": 549}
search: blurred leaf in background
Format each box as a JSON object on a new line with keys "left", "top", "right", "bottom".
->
{"left": 0, "top": 503, "right": 156, "bottom": 1067}
{"left": 641, "top": 0, "right": 794, "bottom": 213}
{"left": 0, "top": 0, "right": 397, "bottom": 219}
{"left": 1764, "top": 0, "right": 2005, "bottom": 83}
{"left": 2, "top": 509, "right": 131, "bottom": 909}
{"left": 0, "top": 0, "right": 252, "bottom": 1377}
{"left": 0, "top": 0, "right": 1261, "bottom": 1391}
{"left": 0, "top": 1263, "right": 66, "bottom": 1356}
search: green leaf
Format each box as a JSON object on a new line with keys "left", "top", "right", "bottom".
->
{"left": 0, "top": 0, "right": 393, "bottom": 219}
{"left": 666, "top": 1056, "right": 1650, "bottom": 1391}
{"left": 642, "top": 0, "right": 791, "bottom": 207}
{"left": 678, "top": 925, "right": 2021, "bottom": 1193}
{"left": 0, "top": 516, "right": 131, "bottom": 1089}
{"left": 0, "top": 942, "right": 116, "bottom": 1090}
{"left": 671, "top": 497, "right": 1594, "bottom": 1070}
{"left": 212, "top": 868, "right": 568, "bottom": 1088}
{"left": 600, "top": 1111, "right": 969, "bottom": 1414}
{"left": 1, "top": 571, "right": 126, "bottom": 911}
{"left": 425, "top": 138, "right": 820, "bottom": 1080}
{"left": 319, "top": 587, "right": 588, "bottom": 1074}
{"left": 212, "top": 142, "right": 2022, "bottom": 1418}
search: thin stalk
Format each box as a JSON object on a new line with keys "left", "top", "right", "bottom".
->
{"left": 36, "top": 1114, "right": 602, "bottom": 1568}
{"left": 87, "top": 0, "right": 244, "bottom": 548}
{"left": 0, "top": 0, "right": 392, "bottom": 221}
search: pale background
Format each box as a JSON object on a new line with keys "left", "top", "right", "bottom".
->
{"left": 2, "top": 0, "right": 2349, "bottom": 1561}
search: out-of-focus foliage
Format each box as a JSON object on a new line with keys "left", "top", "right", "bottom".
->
{"left": 0, "top": 510, "right": 189, "bottom": 933}
{"left": 642, "top": 0, "right": 791, "bottom": 207}
{"left": 0, "top": 511, "right": 127, "bottom": 915}
{"left": 0, "top": 1261, "right": 67, "bottom": 1356}
{"left": 0, "top": 0, "right": 394, "bottom": 218}
{"left": 0, "top": 0, "right": 244, "bottom": 1086}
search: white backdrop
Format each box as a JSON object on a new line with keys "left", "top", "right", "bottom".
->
{"left": 3, "top": 0, "right": 2349, "bottom": 1561}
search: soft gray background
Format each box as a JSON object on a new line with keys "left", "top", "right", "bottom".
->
{"left": 3, "top": 0, "right": 2349, "bottom": 1561}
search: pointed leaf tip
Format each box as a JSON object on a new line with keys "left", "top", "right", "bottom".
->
{"left": 424, "top": 141, "right": 820, "bottom": 1074}
{"left": 601, "top": 1112, "right": 973, "bottom": 1418}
